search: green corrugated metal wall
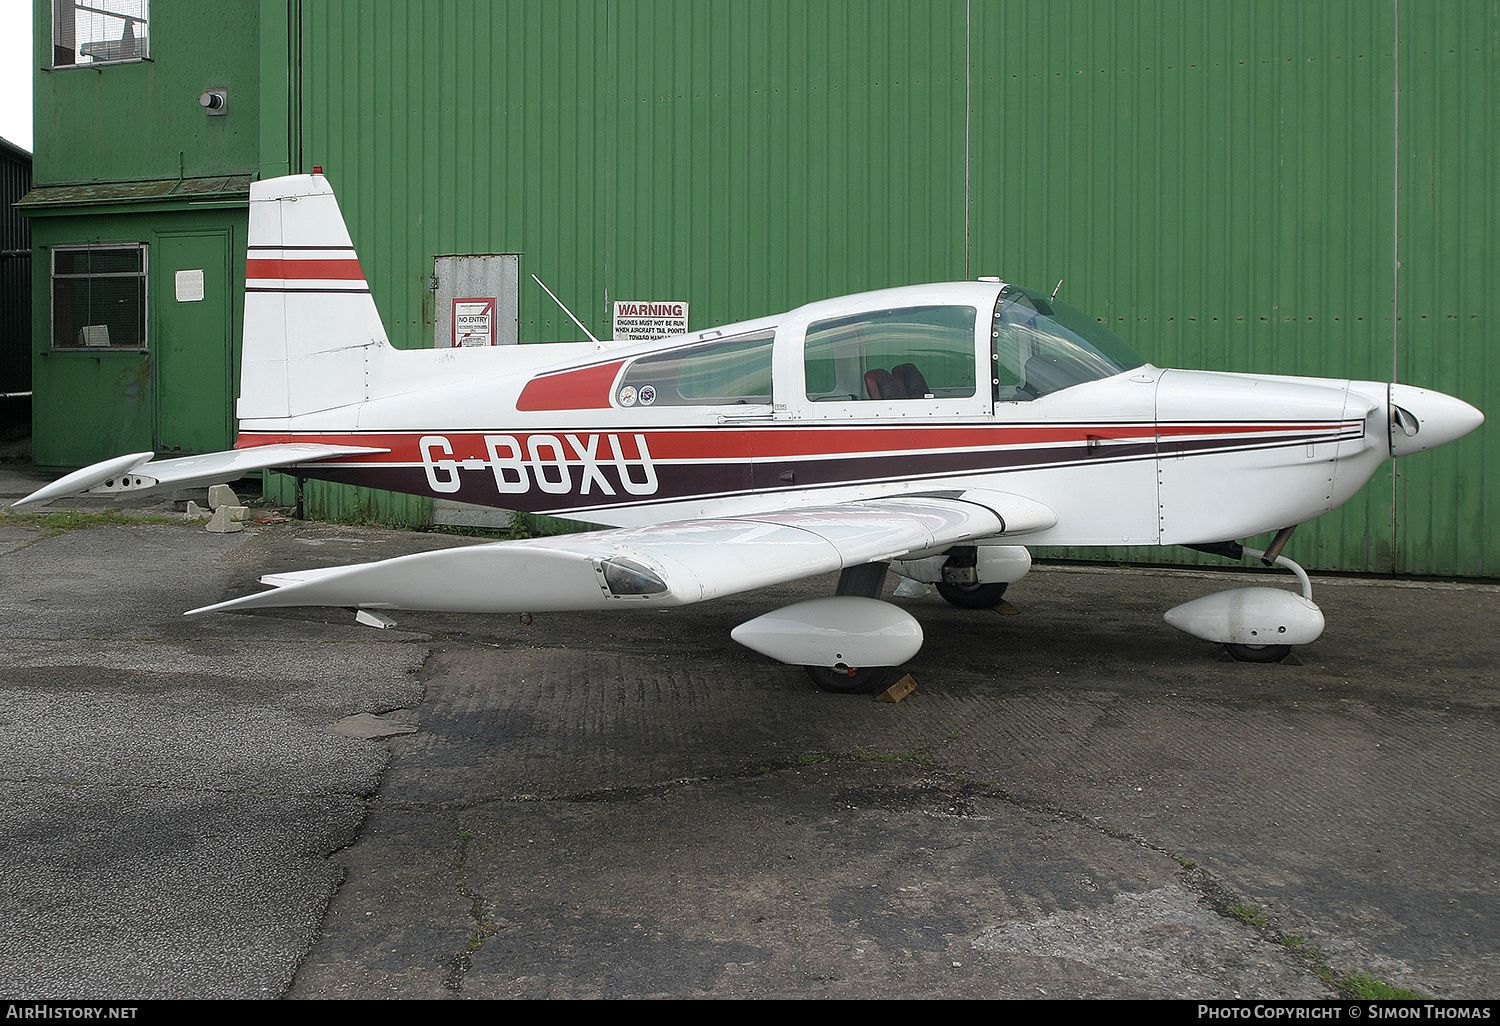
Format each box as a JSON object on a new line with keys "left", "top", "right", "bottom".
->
{"left": 968, "top": 2, "right": 1407, "bottom": 573}
{"left": 297, "top": 0, "right": 976, "bottom": 340}
{"left": 289, "top": 0, "right": 1494, "bottom": 576}
{"left": 1393, "top": 4, "right": 1496, "bottom": 577}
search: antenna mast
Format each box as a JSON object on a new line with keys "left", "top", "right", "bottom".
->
{"left": 532, "top": 274, "right": 602, "bottom": 344}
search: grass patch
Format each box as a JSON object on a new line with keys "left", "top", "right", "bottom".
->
{"left": 1337, "top": 972, "right": 1423, "bottom": 1001}
{"left": 1227, "top": 902, "right": 1268, "bottom": 926}
{"left": 1263, "top": 930, "right": 1425, "bottom": 1000}
{"left": 0, "top": 508, "right": 184, "bottom": 537}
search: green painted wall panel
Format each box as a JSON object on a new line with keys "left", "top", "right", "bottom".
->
{"left": 35, "top": 0, "right": 262, "bottom": 186}
{"left": 967, "top": 1, "right": 1492, "bottom": 576}
{"left": 966, "top": 0, "right": 1408, "bottom": 572}
{"left": 28, "top": 207, "right": 245, "bottom": 469}
{"left": 298, "top": 0, "right": 973, "bottom": 349}
{"left": 1391, "top": 4, "right": 1498, "bottom": 576}
{"left": 30, "top": 348, "right": 156, "bottom": 466}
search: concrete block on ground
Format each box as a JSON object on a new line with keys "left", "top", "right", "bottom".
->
{"left": 206, "top": 507, "right": 245, "bottom": 533}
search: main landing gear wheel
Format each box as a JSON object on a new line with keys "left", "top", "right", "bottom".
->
{"left": 1224, "top": 643, "right": 1292, "bottom": 663}
{"left": 805, "top": 664, "right": 889, "bottom": 694}
{"left": 935, "top": 581, "right": 1009, "bottom": 609}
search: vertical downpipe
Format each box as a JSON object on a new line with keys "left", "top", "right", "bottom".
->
{"left": 1390, "top": 0, "right": 1402, "bottom": 567}
{"left": 963, "top": 0, "right": 972, "bottom": 279}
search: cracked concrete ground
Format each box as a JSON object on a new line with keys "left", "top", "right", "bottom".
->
{"left": 1, "top": 474, "right": 1497, "bottom": 999}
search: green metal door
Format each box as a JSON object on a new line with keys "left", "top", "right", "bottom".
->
{"left": 151, "top": 228, "right": 235, "bottom": 454}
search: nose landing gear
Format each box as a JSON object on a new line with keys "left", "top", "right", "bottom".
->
{"left": 1165, "top": 536, "right": 1324, "bottom": 663}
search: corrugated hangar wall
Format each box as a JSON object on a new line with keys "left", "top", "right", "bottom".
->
{"left": 289, "top": 0, "right": 1495, "bottom": 577}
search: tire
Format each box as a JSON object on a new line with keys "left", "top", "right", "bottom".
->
{"left": 805, "top": 664, "right": 889, "bottom": 694}
{"left": 935, "top": 581, "right": 1009, "bottom": 609}
{"left": 1224, "top": 643, "right": 1293, "bottom": 663}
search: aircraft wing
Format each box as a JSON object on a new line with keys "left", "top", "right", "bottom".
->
{"left": 8, "top": 443, "right": 390, "bottom": 511}
{"left": 187, "top": 489, "right": 1058, "bottom": 618}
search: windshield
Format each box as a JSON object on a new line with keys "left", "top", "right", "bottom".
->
{"left": 992, "top": 285, "right": 1146, "bottom": 399}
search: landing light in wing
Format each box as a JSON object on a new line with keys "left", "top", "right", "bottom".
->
{"left": 598, "top": 556, "right": 668, "bottom": 597}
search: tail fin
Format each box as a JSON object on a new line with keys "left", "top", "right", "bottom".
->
{"left": 239, "top": 172, "right": 392, "bottom": 422}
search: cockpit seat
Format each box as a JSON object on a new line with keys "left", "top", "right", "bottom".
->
{"left": 892, "top": 363, "right": 929, "bottom": 399}
{"left": 865, "top": 367, "right": 902, "bottom": 400}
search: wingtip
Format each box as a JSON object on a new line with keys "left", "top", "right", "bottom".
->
{"left": 184, "top": 594, "right": 266, "bottom": 617}
{"left": 8, "top": 488, "right": 58, "bottom": 512}
{"left": 7, "top": 452, "right": 157, "bottom": 511}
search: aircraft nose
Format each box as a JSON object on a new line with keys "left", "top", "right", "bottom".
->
{"left": 1387, "top": 383, "right": 1485, "bottom": 457}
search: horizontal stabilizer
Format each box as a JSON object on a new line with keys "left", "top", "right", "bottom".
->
{"left": 9, "top": 443, "right": 389, "bottom": 510}
{"left": 189, "top": 490, "right": 1053, "bottom": 618}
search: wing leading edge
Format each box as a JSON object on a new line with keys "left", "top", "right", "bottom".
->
{"left": 187, "top": 489, "right": 1057, "bottom": 618}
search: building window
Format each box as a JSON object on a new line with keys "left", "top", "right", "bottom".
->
{"left": 51, "top": 245, "right": 147, "bottom": 351}
{"left": 52, "top": 0, "right": 149, "bottom": 68}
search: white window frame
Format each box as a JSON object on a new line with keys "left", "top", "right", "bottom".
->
{"left": 51, "top": 0, "right": 150, "bottom": 69}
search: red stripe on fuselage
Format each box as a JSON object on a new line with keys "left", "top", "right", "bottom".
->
{"left": 237, "top": 420, "right": 1355, "bottom": 464}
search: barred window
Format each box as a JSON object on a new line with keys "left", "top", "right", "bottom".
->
{"left": 51, "top": 245, "right": 148, "bottom": 351}
{"left": 52, "top": 0, "right": 149, "bottom": 68}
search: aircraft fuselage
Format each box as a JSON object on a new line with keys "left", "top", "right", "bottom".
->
{"left": 236, "top": 279, "right": 1471, "bottom": 550}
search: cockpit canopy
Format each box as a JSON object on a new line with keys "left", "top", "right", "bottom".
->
{"left": 991, "top": 285, "right": 1146, "bottom": 400}
{"left": 608, "top": 282, "right": 1148, "bottom": 410}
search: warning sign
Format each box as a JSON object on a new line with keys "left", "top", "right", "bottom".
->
{"left": 453, "top": 298, "right": 496, "bottom": 347}
{"left": 613, "top": 301, "right": 689, "bottom": 341}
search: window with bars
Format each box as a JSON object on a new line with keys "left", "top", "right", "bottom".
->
{"left": 52, "top": 0, "right": 149, "bottom": 68}
{"left": 51, "top": 245, "right": 148, "bottom": 351}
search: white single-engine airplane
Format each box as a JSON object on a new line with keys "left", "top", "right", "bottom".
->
{"left": 13, "top": 173, "right": 1484, "bottom": 691}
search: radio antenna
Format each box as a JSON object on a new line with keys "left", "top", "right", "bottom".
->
{"left": 532, "top": 274, "right": 601, "bottom": 344}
